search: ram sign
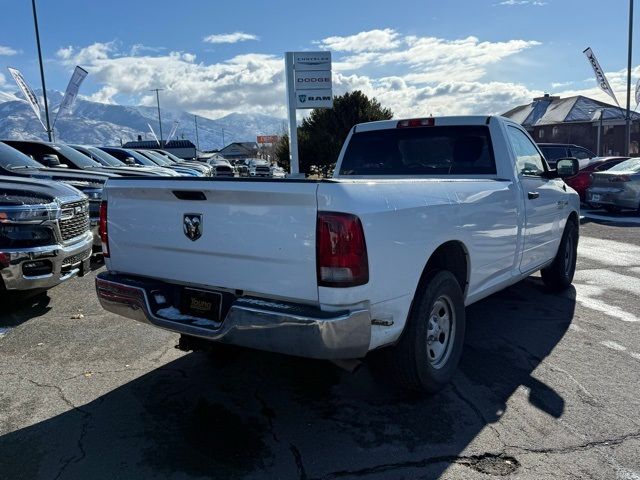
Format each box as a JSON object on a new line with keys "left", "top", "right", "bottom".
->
{"left": 296, "top": 90, "right": 333, "bottom": 109}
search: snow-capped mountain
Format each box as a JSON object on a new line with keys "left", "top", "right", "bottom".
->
{"left": 0, "top": 90, "right": 286, "bottom": 150}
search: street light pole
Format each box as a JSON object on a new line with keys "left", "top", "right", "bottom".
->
{"left": 194, "top": 115, "right": 200, "bottom": 151}
{"left": 150, "top": 88, "right": 164, "bottom": 145}
{"left": 31, "top": 0, "right": 52, "bottom": 142}
{"left": 625, "top": 0, "right": 634, "bottom": 156}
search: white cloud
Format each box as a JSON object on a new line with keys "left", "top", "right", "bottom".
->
{"left": 317, "top": 28, "right": 401, "bottom": 53}
{"left": 56, "top": 42, "right": 115, "bottom": 64}
{"left": 0, "top": 45, "right": 19, "bottom": 56}
{"left": 58, "top": 42, "right": 284, "bottom": 118}
{"left": 203, "top": 32, "right": 258, "bottom": 44}
{"left": 130, "top": 44, "right": 166, "bottom": 56}
{"left": 53, "top": 29, "right": 551, "bottom": 119}
{"left": 84, "top": 85, "right": 119, "bottom": 104}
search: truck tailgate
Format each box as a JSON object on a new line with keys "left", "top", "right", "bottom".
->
{"left": 105, "top": 179, "right": 320, "bottom": 302}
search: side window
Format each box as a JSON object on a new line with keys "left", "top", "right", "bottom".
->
{"left": 507, "top": 127, "right": 546, "bottom": 176}
{"left": 569, "top": 147, "right": 591, "bottom": 160}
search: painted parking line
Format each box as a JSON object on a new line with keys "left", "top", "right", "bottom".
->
{"left": 573, "top": 284, "right": 639, "bottom": 323}
{"left": 581, "top": 211, "right": 640, "bottom": 225}
{"left": 578, "top": 236, "right": 640, "bottom": 267}
{"left": 574, "top": 269, "right": 640, "bottom": 296}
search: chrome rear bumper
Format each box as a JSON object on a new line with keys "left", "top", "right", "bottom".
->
{"left": 95, "top": 273, "right": 371, "bottom": 359}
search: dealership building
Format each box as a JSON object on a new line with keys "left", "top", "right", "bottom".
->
{"left": 503, "top": 94, "right": 640, "bottom": 156}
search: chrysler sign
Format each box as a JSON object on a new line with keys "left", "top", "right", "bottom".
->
{"left": 293, "top": 52, "right": 331, "bottom": 71}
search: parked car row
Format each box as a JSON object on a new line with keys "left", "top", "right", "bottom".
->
{"left": 0, "top": 139, "right": 217, "bottom": 293}
{"left": 536, "top": 142, "right": 639, "bottom": 213}
{"left": 586, "top": 158, "right": 640, "bottom": 212}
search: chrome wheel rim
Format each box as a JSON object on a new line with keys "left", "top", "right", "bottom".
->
{"left": 426, "top": 295, "right": 455, "bottom": 369}
{"left": 564, "top": 234, "right": 574, "bottom": 276}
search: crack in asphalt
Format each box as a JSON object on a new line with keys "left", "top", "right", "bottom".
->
{"left": 290, "top": 444, "right": 308, "bottom": 480}
{"left": 449, "top": 380, "right": 506, "bottom": 446}
{"left": 22, "top": 377, "right": 97, "bottom": 480}
{"left": 254, "top": 391, "right": 279, "bottom": 443}
{"left": 507, "top": 431, "right": 640, "bottom": 456}
{"left": 503, "top": 338, "right": 640, "bottom": 429}
{"left": 61, "top": 367, "right": 148, "bottom": 381}
{"left": 311, "top": 451, "right": 519, "bottom": 479}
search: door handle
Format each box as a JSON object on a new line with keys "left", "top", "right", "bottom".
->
{"left": 528, "top": 191, "right": 540, "bottom": 200}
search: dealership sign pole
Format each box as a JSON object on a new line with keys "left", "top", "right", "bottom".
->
{"left": 285, "top": 51, "right": 332, "bottom": 176}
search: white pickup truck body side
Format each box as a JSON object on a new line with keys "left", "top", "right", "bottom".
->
{"left": 96, "top": 116, "right": 579, "bottom": 387}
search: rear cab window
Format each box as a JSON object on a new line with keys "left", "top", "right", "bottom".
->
{"left": 339, "top": 125, "right": 496, "bottom": 176}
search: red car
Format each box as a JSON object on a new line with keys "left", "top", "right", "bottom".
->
{"left": 564, "top": 157, "right": 628, "bottom": 202}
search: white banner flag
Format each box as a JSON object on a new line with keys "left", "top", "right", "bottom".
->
{"left": 635, "top": 77, "right": 640, "bottom": 106}
{"left": 164, "top": 121, "right": 179, "bottom": 145}
{"left": 583, "top": 47, "right": 620, "bottom": 106}
{"left": 147, "top": 123, "right": 161, "bottom": 146}
{"left": 54, "top": 66, "right": 88, "bottom": 125}
{"left": 7, "top": 67, "right": 46, "bottom": 130}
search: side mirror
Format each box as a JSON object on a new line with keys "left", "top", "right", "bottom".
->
{"left": 41, "top": 154, "right": 61, "bottom": 167}
{"left": 556, "top": 157, "right": 579, "bottom": 178}
{"left": 124, "top": 156, "right": 136, "bottom": 165}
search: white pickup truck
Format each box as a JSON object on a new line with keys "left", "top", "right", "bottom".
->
{"left": 95, "top": 116, "right": 580, "bottom": 392}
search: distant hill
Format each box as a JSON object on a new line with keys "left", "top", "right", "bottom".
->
{"left": 0, "top": 90, "right": 286, "bottom": 150}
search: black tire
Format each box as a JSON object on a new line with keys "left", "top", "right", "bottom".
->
{"left": 376, "top": 270, "right": 466, "bottom": 394}
{"left": 541, "top": 219, "right": 578, "bottom": 291}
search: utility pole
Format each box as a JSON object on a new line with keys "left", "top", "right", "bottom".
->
{"left": 194, "top": 115, "right": 200, "bottom": 151}
{"left": 31, "top": 0, "right": 52, "bottom": 142}
{"left": 625, "top": 0, "right": 634, "bottom": 156}
{"left": 150, "top": 88, "right": 164, "bottom": 145}
{"left": 597, "top": 109, "right": 604, "bottom": 156}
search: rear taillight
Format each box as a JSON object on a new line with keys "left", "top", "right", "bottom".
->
{"left": 609, "top": 175, "right": 631, "bottom": 182}
{"left": 317, "top": 212, "right": 369, "bottom": 287}
{"left": 397, "top": 118, "right": 435, "bottom": 128}
{"left": 99, "top": 201, "right": 109, "bottom": 257}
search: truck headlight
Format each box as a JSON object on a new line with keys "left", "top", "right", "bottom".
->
{"left": 84, "top": 189, "right": 102, "bottom": 200}
{"left": 0, "top": 224, "right": 55, "bottom": 248}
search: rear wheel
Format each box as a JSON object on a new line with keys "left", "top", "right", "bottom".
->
{"left": 541, "top": 219, "right": 578, "bottom": 291}
{"left": 375, "top": 270, "right": 466, "bottom": 394}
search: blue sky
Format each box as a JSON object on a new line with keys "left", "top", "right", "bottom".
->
{"left": 0, "top": 0, "right": 638, "bottom": 119}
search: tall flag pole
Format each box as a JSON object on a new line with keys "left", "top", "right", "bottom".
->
{"left": 31, "top": 0, "right": 52, "bottom": 141}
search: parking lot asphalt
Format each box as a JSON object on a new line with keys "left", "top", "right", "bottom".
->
{"left": 1, "top": 216, "right": 639, "bottom": 480}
